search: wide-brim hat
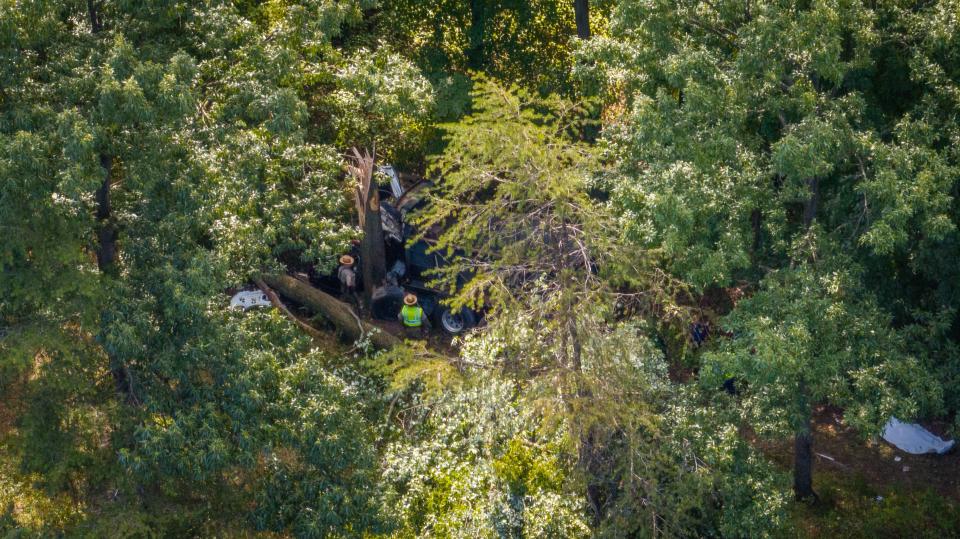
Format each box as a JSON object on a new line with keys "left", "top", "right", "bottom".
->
{"left": 403, "top": 294, "right": 417, "bottom": 306}
{"left": 339, "top": 255, "right": 354, "bottom": 266}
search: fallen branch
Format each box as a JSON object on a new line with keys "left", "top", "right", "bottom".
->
{"left": 262, "top": 274, "right": 401, "bottom": 349}
{"left": 815, "top": 452, "right": 848, "bottom": 468}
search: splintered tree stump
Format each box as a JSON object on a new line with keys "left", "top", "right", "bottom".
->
{"left": 346, "top": 147, "right": 387, "bottom": 309}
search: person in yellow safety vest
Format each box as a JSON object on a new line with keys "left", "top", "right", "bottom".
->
{"left": 398, "top": 293, "right": 430, "bottom": 338}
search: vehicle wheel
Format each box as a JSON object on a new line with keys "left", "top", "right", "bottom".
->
{"left": 437, "top": 307, "right": 475, "bottom": 335}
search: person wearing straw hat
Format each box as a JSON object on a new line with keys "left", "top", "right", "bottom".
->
{"left": 337, "top": 255, "right": 360, "bottom": 309}
{"left": 398, "top": 293, "right": 430, "bottom": 338}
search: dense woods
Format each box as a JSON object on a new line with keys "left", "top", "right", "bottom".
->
{"left": 1, "top": 1, "right": 959, "bottom": 537}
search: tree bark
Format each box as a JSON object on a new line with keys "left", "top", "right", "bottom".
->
{"left": 568, "top": 316, "right": 606, "bottom": 521}
{"left": 360, "top": 179, "right": 386, "bottom": 306}
{"left": 254, "top": 278, "right": 326, "bottom": 340}
{"left": 87, "top": 0, "right": 102, "bottom": 33}
{"left": 803, "top": 177, "right": 819, "bottom": 229}
{"left": 348, "top": 148, "right": 386, "bottom": 310}
{"left": 574, "top": 0, "right": 591, "bottom": 39}
{"left": 468, "top": 0, "right": 486, "bottom": 70}
{"left": 262, "top": 274, "right": 401, "bottom": 349}
{"left": 95, "top": 154, "right": 117, "bottom": 276}
{"left": 751, "top": 208, "right": 762, "bottom": 256}
{"left": 793, "top": 415, "right": 817, "bottom": 501}
{"left": 95, "top": 155, "right": 136, "bottom": 402}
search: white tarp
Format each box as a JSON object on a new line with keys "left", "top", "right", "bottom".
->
{"left": 230, "top": 289, "right": 272, "bottom": 310}
{"left": 882, "top": 417, "right": 955, "bottom": 455}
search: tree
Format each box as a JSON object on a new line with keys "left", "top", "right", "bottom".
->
{"left": 411, "top": 82, "right": 787, "bottom": 524}
{"left": 415, "top": 79, "right": 612, "bottom": 372}
{"left": 382, "top": 377, "right": 592, "bottom": 537}
{"left": 416, "top": 79, "right": 688, "bottom": 521}
{"left": 583, "top": 0, "right": 958, "bottom": 293}
{"left": 574, "top": 0, "right": 590, "bottom": 39}
{"left": 125, "top": 313, "right": 387, "bottom": 537}
{"left": 702, "top": 251, "right": 940, "bottom": 499}
{"left": 346, "top": 147, "right": 387, "bottom": 307}
{"left": 324, "top": 47, "right": 434, "bottom": 165}
{"left": 1, "top": 1, "right": 394, "bottom": 534}
{"left": 374, "top": 0, "right": 613, "bottom": 95}
{"left": 582, "top": 0, "right": 960, "bottom": 493}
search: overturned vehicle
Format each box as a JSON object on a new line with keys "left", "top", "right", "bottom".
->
{"left": 316, "top": 166, "right": 481, "bottom": 335}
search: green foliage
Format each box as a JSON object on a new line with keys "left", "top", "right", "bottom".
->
{"left": 416, "top": 78, "right": 610, "bottom": 312}
{"left": 364, "top": 340, "right": 463, "bottom": 397}
{"left": 0, "top": 1, "right": 401, "bottom": 536}
{"left": 326, "top": 47, "right": 435, "bottom": 162}
{"left": 704, "top": 255, "right": 941, "bottom": 439}
{"left": 201, "top": 134, "right": 354, "bottom": 280}
{"left": 374, "top": 0, "right": 614, "bottom": 96}
{"left": 3, "top": 0, "right": 959, "bottom": 536}
{"left": 587, "top": 0, "right": 960, "bottom": 294}
{"left": 597, "top": 386, "right": 790, "bottom": 538}
{"left": 382, "top": 378, "right": 590, "bottom": 538}
{"left": 118, "top": 311, "right": 386, "bottom": 537}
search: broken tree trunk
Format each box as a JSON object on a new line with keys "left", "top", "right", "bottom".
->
{"left": 254, "top": 278, "right": 326, "bottom": 340}
{"left": 347, "top": 147, "right": 387, "bottom": 310}
{"left": 262, "top": 274, "right": 400, "bottom": 349}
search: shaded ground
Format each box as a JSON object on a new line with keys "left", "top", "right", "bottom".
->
{"left": 756, "top": 406, "right": 959, "bottom": 501}
{"left": 290, "top": 303, "right": 461, "bottom": 356}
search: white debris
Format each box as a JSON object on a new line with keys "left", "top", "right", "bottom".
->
{"left": 894, "top": 456, "right": 902, "bottom": 462}
{"left": 230, "top": 289, "right": 272, "bottom": 310}
{"left": 882, "top": 417, "right": 955, "bottom": 455}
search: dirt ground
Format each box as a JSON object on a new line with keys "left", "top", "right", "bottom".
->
{"left": 295, "top": 303, "right": 461, "bottom": 357}
{"left": 755, "top": 406, "right": 960, "bottom": 500}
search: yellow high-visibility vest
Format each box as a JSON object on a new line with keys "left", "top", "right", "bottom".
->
{"left": 401, "top": 305, "right": 423, "bottom": 327}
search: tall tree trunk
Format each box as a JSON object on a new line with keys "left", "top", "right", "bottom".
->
{"left": 568, "top": 315, "right": 605, "bottom": 522}
{"left": 574, "top": 0, "right": 591, "bottom": 39}
{"left": 751, "top": 208, "right": 762, "bottom": 257}
{"left": 580, "top": 428, "right": 604, "bottom": 524}
{"left": 360, "top": 179, "right": 386, "bottom": 306}
{"left": 87, "top": 0, "right": 102, "bottom": 33}
{"left": 95, "top": 154, "right": 117, "bottom": 276}
{"left": 793, "top": 413, "right": 816, "bottom": 501}
{"left": 803, "top": 177, "right": 819, "bottom": 229}
{"left": 347, "top": 148, "right": 386, "bottom": 310}
{"left": 468, "top": 0, "right": 486, "bottom": 70}
{"left": 95, "top": 154, "right": 136, "bottom": 403}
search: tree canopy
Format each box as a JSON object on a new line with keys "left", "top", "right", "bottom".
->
{"left": 2, "top": 0, "right": 959, "bottom": 537}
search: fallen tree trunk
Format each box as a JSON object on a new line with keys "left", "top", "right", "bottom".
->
{"left": 254, "top": 278, "right": 326, "bottom": 341}
{"left": 261, "top": 274, "right": 401, "bottom": 349}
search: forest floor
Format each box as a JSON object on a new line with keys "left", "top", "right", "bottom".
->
{"left": 754, "top": 406, "right": 960, "bottom": 537}
{"left": 756, "top": 406, "right": 960, "bottom": 500}
{"left": 295, "top": 302, "right": 461, "bottom": 356}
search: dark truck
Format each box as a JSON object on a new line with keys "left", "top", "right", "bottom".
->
{"left": 315, "top": 166, "right": 481, "bottom": 335}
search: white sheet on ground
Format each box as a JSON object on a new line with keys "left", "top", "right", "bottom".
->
{"left": 230, "top": 289, "right": 272, "bottom": 310}
{"left": 881, "top": 417, "right": 955, "bottom": 455}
